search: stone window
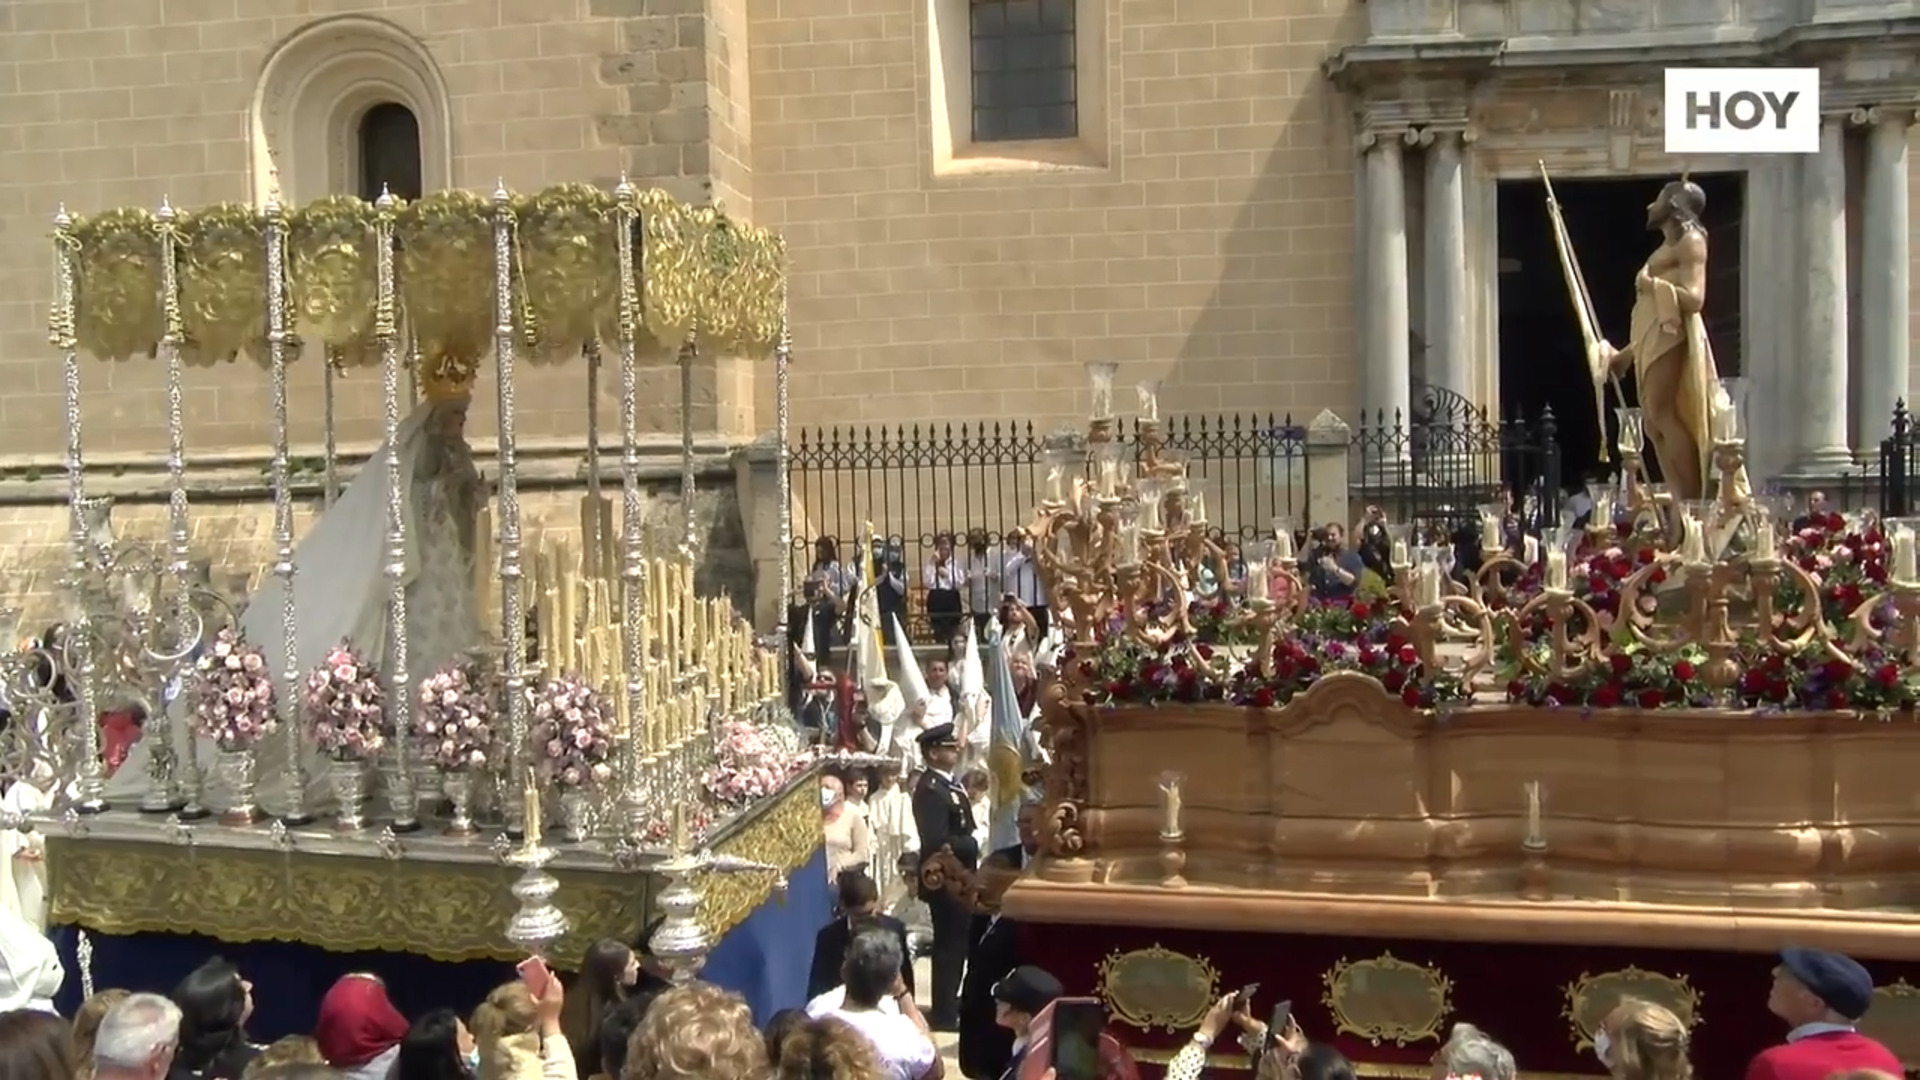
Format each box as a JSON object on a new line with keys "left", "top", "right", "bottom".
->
{"left": 356, "top": 103, "right": 423, "bottom": 202}
{"left": 250, "top": 16, "right": 453, "bottom": 206}
{"left": 969, "top": 0, "right": 1077, "bottom": 143}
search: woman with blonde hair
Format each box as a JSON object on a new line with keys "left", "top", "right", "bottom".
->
{"left": 773, "top": 1016, "right": 884, "bottom": 1080}
{"left": 470, "top": 977, "right": 575, "bottom": 1080}
{"left": 72, "top": 990, "right": 129, "bottom": 1080}
{"left": 623, "top": 983, "right": 764, "bottom": 1080}
{"left": 1597, "top": 999, "right": 1692, "bottom": 1080}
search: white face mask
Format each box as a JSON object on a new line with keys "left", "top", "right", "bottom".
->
{"left": 1593, "top": 1030, "right": 1613, "bottom": 1070}
{"left": 820, "top": 787, "right": 837, "bottom": 808}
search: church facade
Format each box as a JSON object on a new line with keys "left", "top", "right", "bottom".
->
{"left": 0, "top": 0, "right": 1914, "bottom": 544}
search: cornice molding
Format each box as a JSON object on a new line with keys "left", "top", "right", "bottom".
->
{"left": 1326, "top": 16, "right": 1920, "bottom": 91}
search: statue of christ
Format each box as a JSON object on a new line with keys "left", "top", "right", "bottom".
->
{"left": 109, "top": 379, "right": 489, "bottom": 813}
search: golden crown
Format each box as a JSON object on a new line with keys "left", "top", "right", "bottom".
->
{"left": 418, "top": 353, "right": 479, "bottom": 402}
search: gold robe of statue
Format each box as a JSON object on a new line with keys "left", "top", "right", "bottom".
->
{"left": 1611, "top": 247, "right": 1749, "bottom": 503}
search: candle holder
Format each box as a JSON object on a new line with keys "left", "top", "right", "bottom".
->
{"left": 1158, "top": 830, "right": 1188, "bottom": 889}
{"left": 1086, "top": 361, "right": 1118, "bottom": 424}
{"left": 1520, "top": 836, "right": 1552, "bottom": 902}
{"left": 648, "top": 846, "right": 787, "bottom": 985}
{"left": 503, "top": 837, "right": 569, "bottom": 956}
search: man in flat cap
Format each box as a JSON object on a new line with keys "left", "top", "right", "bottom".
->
{"left": 1748, "top": 947, "right": 1901, "bottom": 1080}
{"left": 990, "top": 965, "right": 1063, "bottom": 1080}
{"left": 912, "top": 722, "right": 978, "bottom": 1031}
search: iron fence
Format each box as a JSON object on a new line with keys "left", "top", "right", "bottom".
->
{"left": 1879, "top": 401, "right": 1920, "bottom": 517}
{"left": 1351, "top": 388, "right": 1564, "bottom": 535}
{"left": 789, "top": 415, "right": 1311, "bottom": 640}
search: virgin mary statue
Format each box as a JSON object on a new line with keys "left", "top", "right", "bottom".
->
{"left": 109, "top": 370, "right": 489, "bottom": 812}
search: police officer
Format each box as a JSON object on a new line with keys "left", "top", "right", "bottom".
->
{"left": 912, "top": 722, "right": 977, "bottom": 1030}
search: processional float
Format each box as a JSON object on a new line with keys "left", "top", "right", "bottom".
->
{"left": 996, "top": 241, "right": 1920, "bottom": 1068}
{"left": 13, "top": 180, "right": 813, "bottom": 972}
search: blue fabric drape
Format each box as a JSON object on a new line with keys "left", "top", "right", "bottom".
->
{"left": 49, "top": 844, "right": 832, "bottom": 1032}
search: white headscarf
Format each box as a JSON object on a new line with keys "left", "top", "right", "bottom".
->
{"left": 0, "top": 905, "right": 62, "bottom": 1013}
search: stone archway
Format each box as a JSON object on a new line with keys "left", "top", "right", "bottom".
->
{"left": 248, "top": 15, "right": 453, "bottom": 207}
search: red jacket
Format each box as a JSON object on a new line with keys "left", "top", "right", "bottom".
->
{"left": 1743, "top": 1031, "right": 1904, "bottom": 1080}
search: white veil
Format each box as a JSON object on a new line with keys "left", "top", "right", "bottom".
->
{"left": 110, "top": 399, "right": 455, "bottom": 814}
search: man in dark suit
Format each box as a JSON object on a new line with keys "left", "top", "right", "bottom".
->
{"left": 913, "top": 723, "right": 978, "bottom": 1031}
{"left": 806, "top": 869, "right": 914, "bottom": 1001}
{"left": 960, "top": 799, "right": 1042, "bottom": 1078}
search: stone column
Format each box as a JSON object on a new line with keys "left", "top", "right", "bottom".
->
{"left": 1361, "top": 129, "right": 1412, "bottom": 436}
{"left": 1857, "top": 106, "right": 1911, "bottom": 447}
{"left": 1421, "top": 127, "right": 1471, "bottom": 403}
{"left": 1790, "top": 115, "right": 1854, "bottom": 474}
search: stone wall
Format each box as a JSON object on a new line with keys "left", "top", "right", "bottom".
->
{"left": 0, "top": 0, "right": 751, "bottom": 463}
{"left": 751, "top": 0, "right": 1361, "bottom": 433}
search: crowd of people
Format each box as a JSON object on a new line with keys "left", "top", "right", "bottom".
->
{"left": 0, "top": 915, "right": 1899, "bottom": 1080}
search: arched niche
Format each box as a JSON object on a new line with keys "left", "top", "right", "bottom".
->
{"left": 249, "top": 15, "right": 453, "bottom": 207}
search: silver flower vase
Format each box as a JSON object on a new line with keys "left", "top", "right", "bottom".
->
{"left": 443, "top": 771, "right": 476, "bottom": 836}
{"left": 217, "top": 748, "right": 259, "bottom": 827}
{"left": 332, "top": 760, "right": 369, "bottom": 832}
{"left": 559, "top": 789, "right": 592, "bottom": 843}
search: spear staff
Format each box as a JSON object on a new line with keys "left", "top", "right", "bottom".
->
{"left": 1539, "top": 160, "right": 1626, "bottom": 463}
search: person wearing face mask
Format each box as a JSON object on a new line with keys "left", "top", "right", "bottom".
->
{"left": 1592, "top": 999, "right": 1691, "bottom": 1080}
{"left": 823, "top": 773, "right": 873, "bottom": 883}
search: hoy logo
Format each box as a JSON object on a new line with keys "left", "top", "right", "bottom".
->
{"left": 1664, "top": 68, "right": 1820, "bottom": 154}
{"left": 1666, "top": 67, "right": 1812, "bottom": 153}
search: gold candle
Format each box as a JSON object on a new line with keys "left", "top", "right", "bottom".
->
{"left": 611, "top": 628, "right": 631, "bottom": 736}
{"left": 474, "top": 503, "right": 496, "bottom": 633}
{"left": 681, "top": 560, "right": 696, "bottom": 657}
{"left": 523, "top": 768, "right": 543, "bottom": 846}
{"left": 599, "top": 498, "right": 617, "bottom": 584}
{"left": 576, "top": 495, "right": 598, "bottom": 583}
{"left": 670, "top": 801, "right": 688, "bottom": 854}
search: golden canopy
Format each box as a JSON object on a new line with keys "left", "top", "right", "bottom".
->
{"left": 57, "top": 182, "right": 786, "bottom": 382}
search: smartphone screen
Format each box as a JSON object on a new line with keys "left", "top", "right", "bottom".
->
{"left": 517, "top": 956, "right": 552, "bottom": 999}
{"left": 1049, "top": 1000, "right": 1106, "bottom": 1080}
{"left": 1268, "top": 999, "right": 1293, "bottom": 1045}
{"left": 1237, "top": 982, "right": 1261, "bottom": 1005}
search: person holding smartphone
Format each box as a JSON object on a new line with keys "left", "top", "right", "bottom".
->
{"left": 1161, "top": 992, "right": 1307, "bottom": 1080}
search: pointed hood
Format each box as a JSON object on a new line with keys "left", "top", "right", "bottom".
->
{"left": 958, "top": 619, "right": 986, "bottom": 704}
{"left": 791, "top": 614, "right": 818, "bottom": 683}
{"left": 891, "top": 614, "right": 930, "bottom": 708}
{"left": 1035, "top": 622, "right": 1066, "bottom": 670}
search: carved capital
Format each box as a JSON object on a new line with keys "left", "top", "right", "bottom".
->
{"left": 1411, "top": 122, "right": 1477, "bottom": 147}
{"left": 1852, "top": 103, "right": 1920, "bottom": 128}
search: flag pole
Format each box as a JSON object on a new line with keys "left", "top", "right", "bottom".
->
{"left": 1539, "top": 160, "right": 1625, "bottom": 463}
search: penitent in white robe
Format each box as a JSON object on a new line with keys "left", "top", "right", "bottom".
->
{"left": 110, "top": 399, "right": 487, "bottom": 814}
{"left": 0, "top": 773, "right": 50, "bottom": 933}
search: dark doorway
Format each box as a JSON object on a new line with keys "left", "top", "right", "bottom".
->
{"left": 1496, "top": 172, "right": 1743, "bottom": 486}
{"left": 357, "top": 102, "right": 423, "bottom": 203}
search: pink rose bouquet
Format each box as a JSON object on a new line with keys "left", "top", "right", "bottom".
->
{"left": 529, "top": 673, "right": 614, "bottom": 789}
{"left": 301, "top": 640, "right": 387, "bottom": 762}
{"left": 702, "top": 718, "right": 815, "bottom": 809}
{"left": 187, "top": 626, "right": 278, "bottom": 752}
{"left": 416, "top": 657, "right": 498, "bottom": 771}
